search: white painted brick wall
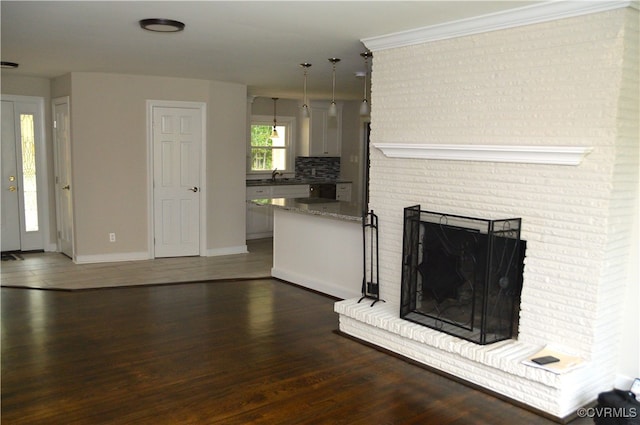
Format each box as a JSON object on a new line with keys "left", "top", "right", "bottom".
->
{"left": 343, "top": 7, "right": 639, "bottom": 418}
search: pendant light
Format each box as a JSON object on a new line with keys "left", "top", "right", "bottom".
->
{"left": 328, "top": 58, "right": 340, "bottom": 117}
{"left": 270, "top": 98, "right": 279, "bottom": 139}
{"left": 360, "top": 52, "right": 372, "bottom": 117}
{"left": 300, "top": 63, "right": 312, "bottom": 118}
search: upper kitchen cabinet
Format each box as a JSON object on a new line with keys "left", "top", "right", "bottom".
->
{"left": 298, "top": 101, "right": 342, "bottom": 157}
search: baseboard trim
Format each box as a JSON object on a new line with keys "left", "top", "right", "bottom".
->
{"left": 271, "top": 267, "right": 360, "bottom": 300}
{"left": 204, "top": 245, "right": 248, "bottom": 257}
{"left": 75, "top": 251, "right": 150, "bottom": 264}
{"left": 74, "top": 245, "right": 248, "bottom": 264}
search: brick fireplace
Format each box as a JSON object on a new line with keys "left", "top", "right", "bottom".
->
{"left": 335, "top": 3, "right": 638, "bottom": 420}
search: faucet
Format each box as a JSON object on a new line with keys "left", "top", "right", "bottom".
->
{"left": 271, "top": 168, "right": 283, "bottom": 182}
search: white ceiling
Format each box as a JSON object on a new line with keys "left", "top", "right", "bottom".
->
{"left": 1, "top": 1, "right": 541, "bottom": 100}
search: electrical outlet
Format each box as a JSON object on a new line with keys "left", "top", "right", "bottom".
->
{"left": 109, "top": 233, "right": 116, "bottom": 242}
{"left": 311, "top": 168, "right": 316, "bottom": 177}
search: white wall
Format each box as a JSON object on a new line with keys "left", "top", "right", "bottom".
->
{"left": 206, "top": 80, "right": 248, "bottom": 254}
{"left": 339, "top": 100, "right": 367, "bottom": 204}
{"left": 51, "top": 72, "right": 247, "bottom": 259}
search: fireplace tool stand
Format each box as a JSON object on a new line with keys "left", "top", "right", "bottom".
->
{"left": 359, "top": 210, "right": 384, "bottom": 306}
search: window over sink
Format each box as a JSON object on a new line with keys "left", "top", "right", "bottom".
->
{"left": 248, "top": 115, "right": 295, "bottom": 174}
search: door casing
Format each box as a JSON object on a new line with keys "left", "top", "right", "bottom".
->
{"left": 52, "top": 96, "right": 74, "bottom": 258}
{"left": 147, "top": 100, "right": 207, "bottom": 258}
{"left": 1, "top": 100, "right": 21, "bottom": 251}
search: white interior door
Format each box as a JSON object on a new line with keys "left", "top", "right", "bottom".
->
{"left": 53, "top": 97, "right": 73, "bottom": 258}
{"left": 152, "top": 106, "right": 202, "bottom": 258}
{"left": 1, "top": 101, "right": 21, "bottom": 251}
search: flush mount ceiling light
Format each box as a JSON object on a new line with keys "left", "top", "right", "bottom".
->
{"left": 1, "top": 61, "right": 19, "bottom": 69}
{"left": 359, "top": 52, "right": 372, "bottom": 117}
{"left": 271, "top": 98, "right": 279, "bottom": 139}
{"left": 300, "top": 63, "right": 312, "bottom": 118}
{"left": 139, "top": 18, "right": 185, "bottom": 32}
{"left": 328, "top": 58, "right": 341, "bottom": 117}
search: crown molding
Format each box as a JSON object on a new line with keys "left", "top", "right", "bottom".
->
{"left": 372, "top": 143, "right": 593, "bottom": 165}
{"left": 362, "top": 1, "right": 633, "bottom": 51}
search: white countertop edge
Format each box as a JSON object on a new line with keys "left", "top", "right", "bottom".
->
{"left": 269, "top": 199, "right": 364, "bottom": 223}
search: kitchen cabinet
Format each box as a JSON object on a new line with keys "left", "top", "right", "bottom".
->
{"left": 336, "top": 182, "right": 352, "bottom": 202}
{"left": 246, "top": 187, "right": 272, "bottom": 239}
{"left": 298, "top": 101, "right": 342, "bottom": 157}
{"left": 246, "top": 184, "right": 310, "bottom": 239}
{"left": 271, "top": 185, "right": 310, "bottom": 198}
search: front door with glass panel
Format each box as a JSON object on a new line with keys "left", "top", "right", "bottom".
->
{"left": 1, "top": 99, "right": 44, "bottom": 252}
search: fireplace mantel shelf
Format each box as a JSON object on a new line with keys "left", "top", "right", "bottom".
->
{"left": 373, "top": 143, "right": 592, "bottom": 165}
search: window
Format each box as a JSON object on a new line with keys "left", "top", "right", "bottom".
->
{"left": 20, "top": 113, "right": 38, "bottom": 232}
{"left": 248, "top": 116, "right": 294, "bottom": 173}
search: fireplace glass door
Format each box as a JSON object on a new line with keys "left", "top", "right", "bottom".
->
{"left": 400, "top": 206, "right": 525, "bottom": 345}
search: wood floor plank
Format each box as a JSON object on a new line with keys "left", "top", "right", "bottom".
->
{"left": 0, "top": 279, "right": 589, "bottom": 424}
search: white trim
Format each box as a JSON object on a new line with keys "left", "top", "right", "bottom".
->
{"left": 76, "top": 245, "right": 248, "bottom": 262}
{"left": 34, "top": 97, "right": 51, "bottom": 250}
{"left": 271, "top": 267, "right": 359, "bottom": 300}
{"left": 75, "top": 251, "right": 150, "bottom": 265}
{"left": 204, "top": 245, "right": 248, "bottom": 257}
{"left": 373, "top": 143, "right": 593, "bottom": 165}
{"left": 146, "top": 100, "right": 207, "bottom": 258}
{"left": 51, "top": 96, "right": 74, "bottom": 259}
{"left": 362, "top": 1, "right": 633, "bottom": 51}
{"left": 247, "top": 231, "right": 274, "bottom": 240}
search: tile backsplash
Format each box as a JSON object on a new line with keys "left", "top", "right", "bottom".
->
{"left": 295, "top": 156, "right": 340, "bottom": 180}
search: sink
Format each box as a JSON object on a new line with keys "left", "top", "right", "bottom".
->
{"left": 294, "top": 197, "right": 338, "bottom": 204}
{"left": 253, "top": 178, "right": 304, "bottom": 184}
{"left": 274, "top": 178, "right": 306, "bottom": 183}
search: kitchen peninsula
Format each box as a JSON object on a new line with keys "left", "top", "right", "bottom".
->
{"left": 267, "top": 198, "right": 364, "bottom": 300}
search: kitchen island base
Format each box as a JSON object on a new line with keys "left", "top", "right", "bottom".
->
{"left": 271, "top": 208, "right": 362, "bottom": 300}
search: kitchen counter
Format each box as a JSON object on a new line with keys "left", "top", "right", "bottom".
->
{"left": 264, "top": 197, "right": 363, "bottom": 222}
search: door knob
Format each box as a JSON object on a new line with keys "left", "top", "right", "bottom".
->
{"left": 62, "top": 185, "right": 70, "bottom": 190}
{"left": 8, "top": 186, "right": 16, "bottom": 192}
{"left": 188, "top": 187, "right": 199, "bottom": 192}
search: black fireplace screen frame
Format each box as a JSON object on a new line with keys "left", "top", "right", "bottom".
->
{"left": 400, "top": 205, "right": 524, "bottom": 345}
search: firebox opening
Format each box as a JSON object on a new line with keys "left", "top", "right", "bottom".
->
{"left": 400, "top": 205, "right": 526, "bottom": 345}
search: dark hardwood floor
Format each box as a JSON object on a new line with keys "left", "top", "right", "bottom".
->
{"left": 1, "top": 279, "right": 586, "bottom": 424}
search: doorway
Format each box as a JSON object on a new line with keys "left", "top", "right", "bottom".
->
{"left": 148, "top": 101, "right": 206, "bottom": 258}
{"left": 52, "top": 97, "right": 73, "bottom": 258}
{"left": 1, "top": 96, "right": 49, "bottom": 252}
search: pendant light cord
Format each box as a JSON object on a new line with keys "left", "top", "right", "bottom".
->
{"left": 331, "top": 63, "right": 336, "bottom": 103}
{"left": 272, "top": 97, "right": 278, "bottom": 128}
{"left": 271, "top": 97, "right": 279, "bottom": 138}
{"left": 328, "top": 58, "right": 340, "bottom": 117}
